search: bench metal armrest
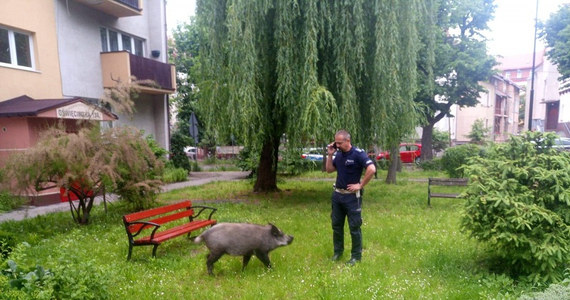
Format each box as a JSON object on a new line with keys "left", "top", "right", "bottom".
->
{"left": 126, "top": 221, "right": 161, "bottom": 240}
{"left": 190, "top": 205, "right": 218, "bottom": 220}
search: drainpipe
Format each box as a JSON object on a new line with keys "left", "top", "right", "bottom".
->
{"left": 528, "top": 0, "right": 539, "bottom": 131}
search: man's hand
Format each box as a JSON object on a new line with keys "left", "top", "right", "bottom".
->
{"left": 346, "top": 183, "right": 362, "bottom": 191}
{"left": 327, "top": 143, "right": 336, "bottom": 156}
{"left": 326, "top": 143, "right": 336, "bottom": 173}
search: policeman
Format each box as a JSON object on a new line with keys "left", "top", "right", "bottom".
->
{"left": 326, "top": 130, "right": 376, "bottom": 265}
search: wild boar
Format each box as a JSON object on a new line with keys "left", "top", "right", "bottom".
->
{"left": 194, "top": 223, "right": 294, "bottom": 275}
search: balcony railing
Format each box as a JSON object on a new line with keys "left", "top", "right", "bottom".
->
{"left": 129, "top": 54, "right": 174, "bottom": 92}
{"left": 74, "top": 0, "right": 142, "bottom": 17}
{"left": 116, "top": 0, "right": 140, "bottom": 10}
{"left": 101, "top": 51, "right": 176, "bottom": 94}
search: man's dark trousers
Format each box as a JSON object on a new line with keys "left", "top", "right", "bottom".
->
{"left": 331, "top": 192, "right": 362, "bottom": 260}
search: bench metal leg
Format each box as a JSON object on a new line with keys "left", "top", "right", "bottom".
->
{"left": 152, "top": 244, "right": 159, "bottom": 258}
{"left": 127, "top": 244, "right": 133, "bottom": 260}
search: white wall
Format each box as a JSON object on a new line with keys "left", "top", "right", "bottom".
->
{"left": 54, "top": 0, "right": 170, "bottom": 150}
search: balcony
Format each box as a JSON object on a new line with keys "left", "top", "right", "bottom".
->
{"left": 101, "top": 51, "right": 176, "bottom": 94}
{"left": 74, "top": 0, "right": 142, "bottom": 18}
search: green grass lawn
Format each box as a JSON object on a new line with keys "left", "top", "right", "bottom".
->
{"left": 0, "top": 172, "right": 542, "bottom": 299}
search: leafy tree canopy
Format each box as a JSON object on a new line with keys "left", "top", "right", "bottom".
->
{"left": 541, "top": 4, "right": 570, "bottom": 81}
{"left": 416, "top": 0, "right": 497, "bottom": 160}
{"left": 195, "top": 0, "right": 435, "bottom": 190}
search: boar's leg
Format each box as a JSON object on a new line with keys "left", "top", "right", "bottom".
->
{"left": 254, "top": 250, "right": 272, "bottom": 268}
{"left": 206, "top": 251, "right": 224, "bottom": 275}
{"left": 242, "top": 253, "right": 253, "bottom": 271}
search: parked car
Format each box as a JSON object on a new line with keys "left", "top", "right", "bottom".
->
{"left": 184, "top": 146, "right": 197, "bottom": 160}
{"left": 554, "top": 137, "right": 570, "bottom": 150}
{"left": 301, "top": 148, "right": 325, "bottom": 161}
{"left": 376, "top": 143, "right": 422, "bottom": 163}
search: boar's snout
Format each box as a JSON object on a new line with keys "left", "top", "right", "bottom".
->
{"left": 277, "top": 234, "right": 293, "bottom": 247}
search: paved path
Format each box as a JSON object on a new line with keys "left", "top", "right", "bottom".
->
{"left": 0, "top": 171, "right": 249, "bottom": 223}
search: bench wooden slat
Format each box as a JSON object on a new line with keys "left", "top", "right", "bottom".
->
{"left": 123, "top": 200, "right": 217, "bottom": 260}
{"left": 134, "top": 220, "right": 217, "bottom": 244}
{"left": 428, "top": 178, "right": 468, "bottom": 186}
{"left": 428, "top": 178, "right": 468, "bottom": 206}
{"left": 123, "top": 200, "right": 192, "bottom": 222}
{"left": 429, "top": 193, "right": 461, "bottom": 198}
{"left": 127, "top": 209, "right": 194, "bottom": 234}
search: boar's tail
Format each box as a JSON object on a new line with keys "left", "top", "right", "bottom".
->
{"left": 194, "top": 234, "right": 203, "bottom": 244}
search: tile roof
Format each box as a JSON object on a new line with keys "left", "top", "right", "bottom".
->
{"left": 495, "top": 50, "right": 545, "bottom": 71}
{"left": 0, "top": 95, "right": 79, "bottom": 117}
{"left": 0, "top": 95, "right": 116, "bottom": 119}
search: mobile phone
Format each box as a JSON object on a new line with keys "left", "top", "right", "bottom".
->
{"left": 331, "top": 143, "right": 337, "bottom": 150}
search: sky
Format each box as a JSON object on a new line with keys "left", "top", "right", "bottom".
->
{"left": 487, "top": 0, "right": 570, "bottom": 57}
{"left": 165, "top": 0, "right": 570, "bottom": 58}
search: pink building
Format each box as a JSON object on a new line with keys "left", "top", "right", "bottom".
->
{"left": 497, "top": 51, "right": 566, "bottom": 136}
{"left": 0, "top": 96, "right": 117, "bottom": 166}
{"left": 435, "top": 74, "right": 521, "bottom": 144}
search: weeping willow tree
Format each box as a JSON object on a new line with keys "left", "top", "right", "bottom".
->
{"left": 196, "top": 0, "right": 434, "bottom": 191}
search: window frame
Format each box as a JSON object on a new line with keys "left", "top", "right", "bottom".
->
{"left": 0, "top": 26, "right": 35, "bottom": 70}
{"left": 100, "top": 27, "right": 144, "bottom": 57}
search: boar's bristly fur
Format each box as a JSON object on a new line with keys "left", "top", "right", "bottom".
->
{"left": 194, "top": 223, "right": 294, "bottom": 275}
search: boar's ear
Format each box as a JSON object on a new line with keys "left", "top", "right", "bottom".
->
{"left": 269, "top": 223, "right": 280, "bottom": 236}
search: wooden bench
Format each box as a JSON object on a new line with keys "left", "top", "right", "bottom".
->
{"left": 123, "top": 200, "right": 217, "bottom": 260}
{"left": 427, "top": 178, "right": 468, "bottom": 206}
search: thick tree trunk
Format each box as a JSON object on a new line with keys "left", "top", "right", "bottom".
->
{"left": 385, "top": 145, "right": 400, "bottom": 184}
{"left": 421, "top": 124, "right": 434, "bottom": 161}
{"left": 254, "top": 135, "right": 280, "bottom": 192}
{"left": 421, "top": 109, "right": 449, "bottom": 162}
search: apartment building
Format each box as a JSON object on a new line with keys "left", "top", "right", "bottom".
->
{"left": 497, "top": 51, "right": 566, "bottom": 136}
{"left": 436, "top": 74, "right": 520, "bottom": 144}
{"left": 0, "top": 0, "right": 175, "bottom": 165}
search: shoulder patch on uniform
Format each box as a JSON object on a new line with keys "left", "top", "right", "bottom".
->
{"left": 355, "top": 147, "right": 364, "bottom": 153}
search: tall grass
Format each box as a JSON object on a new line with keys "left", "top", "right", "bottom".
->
{"left": 0, "top": 175, "right": 543, "bottom": 299}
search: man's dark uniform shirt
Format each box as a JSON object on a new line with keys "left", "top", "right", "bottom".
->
{"left": 332, "top": 146, "right": 374, "bottom": 189}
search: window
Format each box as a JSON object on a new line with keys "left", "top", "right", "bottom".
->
{"left": 505, "top": 72, "right": 510, "bottom": 79}
{"left": 100, "top": 28, "right": 108, "bottom": 52}
{"left": 516, "top": 69, "right": 522, "bottom": 78}
{"left": 100, "top": 28, "right": 144, "bottom": 56}
{"left": 0, "top": 26, "right": 34, "bottom": 69}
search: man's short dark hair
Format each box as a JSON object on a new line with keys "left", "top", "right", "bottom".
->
{"left": 335, "top": 130, "right": 351, "bottom": 141}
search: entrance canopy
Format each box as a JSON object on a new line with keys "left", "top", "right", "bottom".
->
{"left": 0, "top": 95, "right": 117, "bottom": 121}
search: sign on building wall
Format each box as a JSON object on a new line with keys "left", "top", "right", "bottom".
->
{"left": 56, "top": 102, "right": 103, "bottom": 120}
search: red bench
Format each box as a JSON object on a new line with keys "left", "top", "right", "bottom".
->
{"left": 123, "top": 200, "right": 217, "bottom": 260}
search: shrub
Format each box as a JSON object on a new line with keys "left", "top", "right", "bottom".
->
{"left": 419, "top": 157, "right": 443, "bottom": 171}
{"left": 441, "top": 144, "right": 484, "bottom": 177}
{"left": 0, "top": 191, "right": 26, "bottom": 213}
{"left": 0, "top": 259, "right": 109, "bottom": 300}
{"left": 376, "top": 159, "right": 390, "bottom": 170}
{"left": 236, "top": 146, "right": 259, "bottom": 173}
{"left": 467, "top": 118, "right": 490, "bottom": 145}
{"left": 0, "top": 230, "right": 16, "bottom": 259}
{"left": 170, "top": 129, "right": 192, "bottom": 172}
{"left": 461, "top": 131, "right": 570, "bottom": 283}
{"left": 278, "top": 149, "right": 323, "bottom": 175}
{"left": 432, "top": 128, "right": 450, "bottom": 152}
{"left": 162, "top": 167, "right": 188, "bottom": 183}
{"left": 3, "top": 126, "right": 163, "bottom": 223}
{"left": 518, "top": 277, "right": 570, "bottom": 299}
{"left": 190, "top": 160, "right": 201, "bottom": 172}
{"left": 145, "top": 134, "right": 168, "bottom": 161}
